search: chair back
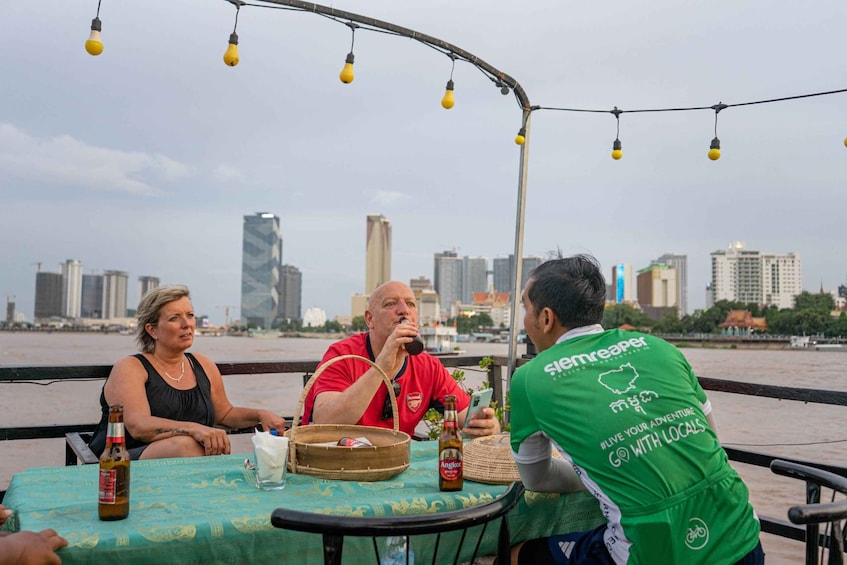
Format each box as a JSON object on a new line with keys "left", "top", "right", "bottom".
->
{"left": 271, "top": 481, "right": 525, "bottom": 565}
{"left": 771, "top": 459, "right": 847, "bottom": 565}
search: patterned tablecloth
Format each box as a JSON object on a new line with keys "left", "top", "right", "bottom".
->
{"left": 2, "top": 441, "right": 604, "bottom": 564}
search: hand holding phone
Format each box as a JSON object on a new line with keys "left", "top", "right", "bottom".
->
{"left": 468, "top": 388, "right": 493, "bottom": 419}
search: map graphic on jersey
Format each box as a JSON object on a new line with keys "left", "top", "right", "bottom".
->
{"left": 597, "top": 363, "right": 638, "bottom": 394}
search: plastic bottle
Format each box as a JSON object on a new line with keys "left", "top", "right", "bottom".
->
{"left": 381, "top": 536, "right": 415, "bottom": 565}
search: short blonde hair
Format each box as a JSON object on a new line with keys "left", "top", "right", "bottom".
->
{"left": 135, "top": 285, "right": 191, "bottom": 353}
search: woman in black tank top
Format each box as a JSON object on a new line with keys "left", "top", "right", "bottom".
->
{"left": 89, "top": 285, "right": 286, "bottom": 460}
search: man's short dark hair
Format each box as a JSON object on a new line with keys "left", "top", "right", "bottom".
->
{"left": 527, "top": 254, "right": 607, "bottom": 329}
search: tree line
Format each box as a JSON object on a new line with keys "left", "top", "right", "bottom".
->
{"left": 602, "top": 291, "right": 847, "bottom": 337}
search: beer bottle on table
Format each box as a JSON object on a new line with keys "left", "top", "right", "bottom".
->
{"left": 99, "top": 404, "right": 130, "bottom": 521}
{"left": 438, "top": 395, "right": 463, "bottom": 491}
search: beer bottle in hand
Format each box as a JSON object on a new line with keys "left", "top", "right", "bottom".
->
{"left": 99, "top": 404, "right": 130, "bottom": 521}
{"left": 438, "top": 395, "right": 463, "bottom": 491}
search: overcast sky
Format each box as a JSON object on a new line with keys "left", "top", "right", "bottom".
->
{"left": 3, "top": 0, "right": 845, "bottom": 323}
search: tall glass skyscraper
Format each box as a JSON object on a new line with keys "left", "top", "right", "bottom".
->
{"left": 81, "top": 274, "right": 104, "bottom": 318}
{"left": 365, "top": 214, "right": 391, "bottom": 294}
{"left": 241, "top": 212, "right": 282, "bottom": 329}
{"left": 34, "top": 272, "right": 63, "bottom": 320}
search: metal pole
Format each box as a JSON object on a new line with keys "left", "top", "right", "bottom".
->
{"left": 506, "top": 110, "right": 532, "bottom": 389}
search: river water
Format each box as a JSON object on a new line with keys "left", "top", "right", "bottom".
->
{"left": 2, "top": 333, "right": 845, "bottom": 563}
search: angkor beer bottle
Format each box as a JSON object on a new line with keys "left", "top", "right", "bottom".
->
{"left": 99, "top": 404, "right": 130, "bottom": 521}
{"left": 438, "top": 395, "right": 463, "bottom": 491}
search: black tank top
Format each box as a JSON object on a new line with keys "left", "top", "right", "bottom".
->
{"left": 89, "top": 352, "right": 215, "bottom": 455}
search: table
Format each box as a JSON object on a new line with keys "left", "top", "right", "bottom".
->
{"left": 2, "top": 442, "right": 604, "bottom": 564}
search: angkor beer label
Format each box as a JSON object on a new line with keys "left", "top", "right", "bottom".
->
{"left": 107, "top": 422, "right": 125, "bottom": 444}
{"left": 439, "top": 448, "right": 462, "bottom": 480}
{"left": 99, "top": 469, "right": 117, "bottom": 504}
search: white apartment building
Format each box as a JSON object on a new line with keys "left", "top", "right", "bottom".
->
{"left": 710, "top": 241, "right": 801, "bottom": 309}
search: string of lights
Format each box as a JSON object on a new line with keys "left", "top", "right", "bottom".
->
{"left": 82, "top": 0, "right": 847, "bottom": 162}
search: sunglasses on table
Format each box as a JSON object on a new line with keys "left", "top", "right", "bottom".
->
{"left": 381, "top": 380, "right": 402, "bottom": 420}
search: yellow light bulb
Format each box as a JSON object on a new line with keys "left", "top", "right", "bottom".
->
{"left": 611, "top": 139, "right": 622, "bottom": 160}
{"left": 441, "top": 79, "right": 455, "bottom": 110}
{"left": 85, "top": 17, "right": 103, "bottom": 56}
{"left": 708, "top": 137, "right": 721, "bottom": 161}
{"left": 223, "top": 33, "right": 239, "bottom": 67}
{"left": 339, "top": 53, "right": 355, "bottom": 84}
{"left": 515, "top": 127, "right": 526, "bottom": 145}
{"left": 843, "top": 137, "right": 847, "bottom": 148}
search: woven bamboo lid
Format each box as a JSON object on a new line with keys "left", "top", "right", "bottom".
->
{"left": 464, "top": 433, "right": 562, "bottom": 484}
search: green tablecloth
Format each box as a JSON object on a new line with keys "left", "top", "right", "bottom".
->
{"left": 2, "top": 442, "right": 604, "bottom": 564}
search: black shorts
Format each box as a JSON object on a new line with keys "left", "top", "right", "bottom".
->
{"left": 517, "top": 527, "right": 765, "bottom": 565}
{"left": 517, "top": 525, "right": 613, "bottom": 565}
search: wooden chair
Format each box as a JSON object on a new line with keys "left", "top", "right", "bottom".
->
{"left": 271, "top": 481, "right": 525, "bottom": 565}
{"left": 771, "top": 459, "right": 847, "bottom": 565}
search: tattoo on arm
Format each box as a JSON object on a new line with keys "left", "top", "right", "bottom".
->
{"left": 154, "top": 428, "right": 191, "bottom": 437}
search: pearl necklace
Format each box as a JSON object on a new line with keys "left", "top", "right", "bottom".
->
{"left": 154, "top": 356, "right": 185, "bottom": 383}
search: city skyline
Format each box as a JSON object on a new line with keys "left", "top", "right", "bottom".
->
{"left": 9, "top": 237, "right": 838, "bottom": 325}
{"left": 3, "top": 1, "right": 846, "bottom": 325}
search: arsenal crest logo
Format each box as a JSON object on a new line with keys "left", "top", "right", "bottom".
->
{"left": 406, "top": 392, "right": 423, "bottom": 413}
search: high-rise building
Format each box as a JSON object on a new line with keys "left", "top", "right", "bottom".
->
{"left": 653, "top": 253, "right": 688, "bottom": 316}
{"left": 81, "top": 274, "right": 104, "bottom": 319}
{"left": 61, "top": 259, "right": 83, "bottom": 319}
{"left": 365, "top": 214, "right": 391, "bottom": 294}
{"left": 102, "top": 270, "right": 129, "bottom": 319}
{"left": 637, "top": 264, "right": 678, "bottom": 320}
{"left": 492, "top": 255, "right": 543, "bottom": 295}
{"left": 492, "top": 257, "right": 511, "bottom": 294}
{"left": 5, "top": 296, "right": 15, "bottom": 324}
{"left": 241, "top": 212, "right": 282, "bottom": 329}
{"left": 279, "top": 264, "right": 302, "bottom": 322}
{"left": 138, "top": 276, "right": 160, "bottom": 302}
{"left": 611, "top": 264, "right": 635, "bottom": 304}
{"left": 434, "top": 251, "right": 462, "bottom": 313}
{"left": 710, "top": 241, "right": 801, "bottom": 309}
{"left": 461, "top": 257, "right": 488, "bottom": 303}
{"left": 34, "top": 272, "right": 63, "bottom": 320}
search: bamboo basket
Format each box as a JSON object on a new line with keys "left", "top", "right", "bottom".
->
{"left": 286, "top": 354, "right": 411, "bottom": 481}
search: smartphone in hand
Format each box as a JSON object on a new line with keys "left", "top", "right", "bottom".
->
{"left": 468, "top": 388, "right": 493, "bottom": 419}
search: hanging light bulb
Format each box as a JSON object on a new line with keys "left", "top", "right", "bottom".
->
{"left": 515, "top": 127, "right": 526, "bottom": 145}
{"left": 85, "top": 16, "right": 103, "bottom": 56}
{"left": 441, "top": 80, "right": 455, "bottom": 109}
{"left": 223, "top": 3, "right": 241, "bottom": 67}
{"left": 339, "top": 52, "right": 355, "bottom": 84}
{"left": 708, "top": 137, "right": 721, "bottom": 161}
{"left": 223, "top": 32, "right": 239, "bottom": 66}
{"left": 611, "top": 139, "right": 623, "bottom": 160}
{"left": 708, "top": 103, "right": 727, "bottom": 161}
{"left": 610, "top": 107, "right": 623, "bottom": 160}
{"left": 339, "top": 23, "right": 358, "bottom": 85}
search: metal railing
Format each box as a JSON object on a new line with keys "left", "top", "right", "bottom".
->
{"left": 2, "top": 354, "right": 845, "bottom": 554}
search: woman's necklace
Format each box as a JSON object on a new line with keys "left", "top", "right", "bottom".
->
{"left": 154, "top": 355, "right": 185, "bottom": 383}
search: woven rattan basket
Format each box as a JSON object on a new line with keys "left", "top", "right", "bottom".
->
{"left": 286, "top": 354, "right": 411, "bottom": 481}
{"left": 464, "top": 433, "right": 563, "bottom": 484}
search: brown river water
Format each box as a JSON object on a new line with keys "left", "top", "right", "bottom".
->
{"left": 2, "top": 333, "right": 845, "bottom": 563}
